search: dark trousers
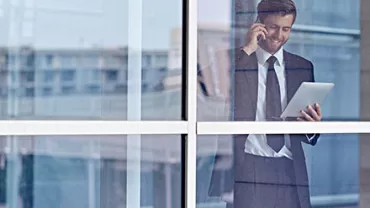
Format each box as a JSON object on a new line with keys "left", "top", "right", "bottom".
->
{"left": 232, "top": 153, "right": 302, "bottom": 208}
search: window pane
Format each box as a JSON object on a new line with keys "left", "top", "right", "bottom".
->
{"left": 197, "top": 133, "right": 364, "bottom": 207}
{"left": 0, "top": 135, "right": 182, "bottom": 208}
{"left": 197, "top": 0, "right": 366, "bottom": 121}
{"left": 0, "top": 0, "right": 183, "bottom": 120}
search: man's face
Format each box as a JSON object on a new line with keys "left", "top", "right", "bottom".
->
{"left": 260, "top": 14, "right": 294, "bottom": 54}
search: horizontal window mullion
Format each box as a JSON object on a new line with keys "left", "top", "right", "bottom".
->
{"left": 0, "top": 121, "right": 188, "bottom": 135}
{"left": 197, "top": 121, "right": 370, "bottom": 135}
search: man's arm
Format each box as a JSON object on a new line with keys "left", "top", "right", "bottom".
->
{"left": 297, "top": 61, "right": 322, "bottom": 145}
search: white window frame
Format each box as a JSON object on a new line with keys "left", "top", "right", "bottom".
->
{"left": 0, "top": 0, "right": 367, "bottom": 208}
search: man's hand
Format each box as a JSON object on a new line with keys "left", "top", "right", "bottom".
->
{"left": 297, "top": 103, "right": 322, "bottom": 121}
{"left": 242, "top": 23, "right": 267, "bottom": 55}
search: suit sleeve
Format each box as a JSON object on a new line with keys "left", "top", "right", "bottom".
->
{"left": 301, "top": 61, "right": 320, "bottom": 145}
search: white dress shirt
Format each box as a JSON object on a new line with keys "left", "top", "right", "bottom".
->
{"left": 244, "top": 46, "right": 314, "bottom": 160}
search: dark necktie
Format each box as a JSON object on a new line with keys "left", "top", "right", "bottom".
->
{"left": 266, "top": 56, "right": 284, "bottom": 152}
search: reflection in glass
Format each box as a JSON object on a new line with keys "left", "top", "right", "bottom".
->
{"left": 0, "top": 0, "right": 182, "bottom": 120}
{"left": 197, "top": 0, "right": 362, "bottom": 121}
{"left": 0, "top": 135, "right": 182, "bottom": 208}
{"left": 197, "top": 134, "right": 361, "bottom": 208}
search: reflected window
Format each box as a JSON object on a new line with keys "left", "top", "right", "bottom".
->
{"left": 92, "top": 69, "right": 100, "bottom": 81}
{"left": 42, "top": 87, "right": 53, "bottom": 96}
{"left": 61, "top": 86, "right": 75, "bottom": 95}
{"left": 7, "top": 55, "right": 15, "bottom": 65}
{"left": 24, "top": 88, "right": 34, "bottom": 97}
{"left": 22, "top": 71, "right": 35, "bottom": 82}
{"left": 142, "top": 55, "right": 151, "bottom": 67}
{"left": 61, "top": 70, "right": 76, "bottom": 82}
{"left": 43, "top": 71, "right": 55, "bottom": 83}
{"left": 86, "top": 84, "right": 101, "bottom": 94}
{"left": 115, "top": 84, "right": 127, "bottom": 93}
{"left": 156, "top": 54, "right": 167, "bottom": 66}
{"left": 106, "top": 70, "right": 118, "bottom": 81}
{"left": 60, "top": 56, "right": 76, "bottom": 67}
{"left": 46, "top": 55, "right": 54, "bottom": 66}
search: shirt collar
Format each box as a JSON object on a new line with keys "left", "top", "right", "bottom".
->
{"left": 256, "top": 46, "right": 284, "bottom": 66}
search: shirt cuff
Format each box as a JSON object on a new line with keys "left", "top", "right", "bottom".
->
{"left": 306, "top": 134, "right": 316, "bottom": 142}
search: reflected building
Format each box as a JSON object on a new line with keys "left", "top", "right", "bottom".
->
{"left": 0, "top": 46, "right": 183, "bottom": 208}
{"left": 0, "top": 46, "right": 181, "bottom": 119}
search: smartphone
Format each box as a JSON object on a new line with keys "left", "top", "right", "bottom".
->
{"left": 255, "top": 16, "right": 263, "bottom": 41}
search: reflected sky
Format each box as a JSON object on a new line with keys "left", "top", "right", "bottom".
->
{"left": 0, "top": 0, "right": 184, "bottom": 50}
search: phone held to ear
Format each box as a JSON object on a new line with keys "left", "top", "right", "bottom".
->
{"left": 255, "top": 16, "right": 263, "bottom": 41}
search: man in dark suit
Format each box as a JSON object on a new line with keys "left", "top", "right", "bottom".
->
{"left": 208, "top": 0, "right": 322, "bottom": 207}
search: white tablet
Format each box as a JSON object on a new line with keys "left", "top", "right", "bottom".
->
{"left": 280, "top": 82, "right": 334, "bottom": 119}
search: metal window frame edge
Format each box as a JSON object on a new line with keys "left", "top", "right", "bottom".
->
{"left": 197, "top": 121, "right": 370, "bottom": 135}
{"left": 184, "top": 0, "right": 197, "bottom": 207}
{"left": 0, "top": 120, "right": 188, "bottom": 135}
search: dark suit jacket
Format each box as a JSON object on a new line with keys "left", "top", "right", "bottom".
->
{"left": 208, "top": 48, "right": 320, "bottom": 208}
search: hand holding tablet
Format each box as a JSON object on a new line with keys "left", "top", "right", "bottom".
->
{"left": 280, "top": 82, "right": 334, "bottom": 119}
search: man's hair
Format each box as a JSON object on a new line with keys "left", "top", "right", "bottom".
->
{"left": 257, "top": 0, "right": 297, "bottom": 24}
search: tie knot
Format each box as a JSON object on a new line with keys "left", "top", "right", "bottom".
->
{"left": 267, "top": 56, "right": 277, "bottom": 69}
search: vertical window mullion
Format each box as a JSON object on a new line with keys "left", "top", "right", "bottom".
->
{"left": 184, "top": 0, "right": 197, "bottom": 207}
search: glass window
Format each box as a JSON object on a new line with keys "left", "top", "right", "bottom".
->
{"left": 197, "top": 0, "right": 364, "bottom": 121}
{"left": 0, "top": 2, "right": 369, "bottom": 208}
{"left": 61, "top": 70, "right": 75, "bottom": 82}
{"left": 43, "top": 71, "right": 55, "bottom": 83}
{"left": 86, "top": 84, "right": 101, "bottom": 94}
{"left": 91, "top": 69, "right": 100, "bottom": 82}
{"left": 82, "top": 56, "right": 99, "bottom": 67}
{"left": 0, "top": 0, "right": 183, "bottom": 120}
{"left": 42, "top": 87, "right": 53, "bottom": 96}
{"left": 61, "top": 86, "right": 76, "bottom": 95}
{"left": 22, "top": 53, "right": 35, "bottom": 68}
{"left": 24, "top": 88, "right": 35, "bottom": 97}
{"left": 115, "top": 84, "right": 127, "bottom": 93}
{"left": 196, "top": 133, "right": 361, "bottom": 207}
{"left": 0, "top": 135, "right": 182, "bottom": 208}
{"left": 45, "top": 55, "right": 54, "bottom": 66}
{"left": 22, "top": 71, "right": 35, "bottom": 82}
{"left": 8, "top": 55, "right": 16, "bottom": 66}
{"left": 60, "top": 55, "right": 77, "bottom": 67}
{"left": 105, "top": 70, "right": 118, "bottom": 82}
{"left": 142, "top": 55, "right": 152, "bottom": 67}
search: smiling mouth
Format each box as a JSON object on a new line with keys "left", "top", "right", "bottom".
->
{"left": 271, "top": 40, "right": 281, "bottom": 44}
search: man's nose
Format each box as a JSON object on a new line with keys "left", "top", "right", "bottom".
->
{"left": 275, "top": 29, "right": 283, "bottom": 39}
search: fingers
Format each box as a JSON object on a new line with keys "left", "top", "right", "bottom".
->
{"left": 298, "top": 104, "right": 322, "bottom": 122}
{"left": 300, "top": 110, "right": 314, "bottom": 121}
{"left": 251, "top": 26, "right": 268, "bottom": 36}
{"left": 253, "top": 31, "right": 267, "bottom": 40}
{"left": 307, "top": 105, "right": 321, "bottom": 121}
{"left": 315, "top": 103, "right": 322, "bottom": 117}
{"left": 250, "top": 23, "right": 266, "bottom": 30}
